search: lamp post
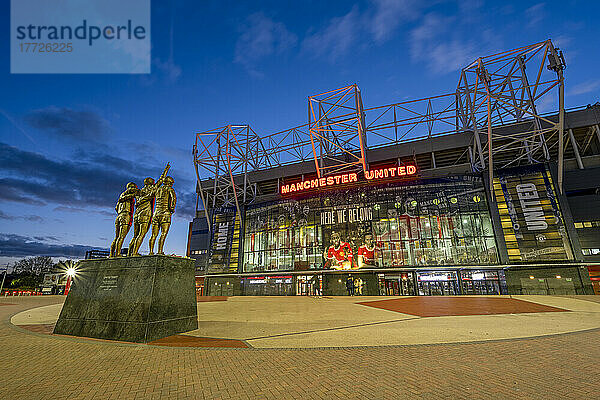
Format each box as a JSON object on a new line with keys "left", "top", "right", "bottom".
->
{"left": 0, "top": 265, "right": 8, "bottom": 296}
{"left": 64, "top": 267, "right": 76, "bottom": 295}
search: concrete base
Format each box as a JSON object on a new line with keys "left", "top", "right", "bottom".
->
{"left": 53, "top": 255, "right": 198, "bottom": 343}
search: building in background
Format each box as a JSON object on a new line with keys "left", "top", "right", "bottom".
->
{"left": 188, "top": 41, "right": 600, "bottom": 296}
{"left": 41, "top": 273, "right": 68, "bottom": 295}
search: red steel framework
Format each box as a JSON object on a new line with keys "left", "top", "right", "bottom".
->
{"left": 308, "top": 84, "right": 368, "bottom": 177}
{"left": 194, "top": 39, "right": 572, "bottom": 224}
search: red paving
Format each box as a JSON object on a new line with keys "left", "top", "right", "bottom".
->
{"left": 148, "top": 334, "right": 249, "bottom": 348}
{"left": 17, "top": 324, "right": 55, "bottom": 334}
{"left": 196, "top": 296, "right": 229, "bottom": 302}
{"left": 358, "top": 297, "right": 568, "bottom": 317}
{"left": 49, "top": 328, "right": 249, "bottom": 348}
{"left": 16, "top": 323, "right": 250, "bottom": 348}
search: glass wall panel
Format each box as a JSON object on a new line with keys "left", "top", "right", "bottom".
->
{"left": 242, "top": 176, "right": 499, "bottom": 272}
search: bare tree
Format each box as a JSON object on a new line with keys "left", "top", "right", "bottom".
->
{"left": 13, "top": 256, "right": 54, "bottom": 276}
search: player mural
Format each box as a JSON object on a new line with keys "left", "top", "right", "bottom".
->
{"left": 357, "top": 233, "right": 380, "bottom": 268}
{"left": 323, "top": 231, "right": 353, "bottom": 269}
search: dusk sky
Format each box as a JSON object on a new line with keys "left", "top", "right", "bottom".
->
{"left": 1, "top": 0, "right": 599, "bottom": 266}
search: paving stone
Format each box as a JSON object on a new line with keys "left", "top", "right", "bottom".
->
{"left": 1, "top": 296, "right": 599, "bottom": 399}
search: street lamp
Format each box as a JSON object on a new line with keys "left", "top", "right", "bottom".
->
{"left": 64, "top": 266, "right": 77, "bottom": 295}
{"left": 56, "top": 260, "right": 79, "bottom": 296}
{"left": 0, "top": 265, "right": 8, "bottom": 296}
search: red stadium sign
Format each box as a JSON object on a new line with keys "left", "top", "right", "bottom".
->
{"left": 280, "top": 164, "right": 417, "bottom": 195}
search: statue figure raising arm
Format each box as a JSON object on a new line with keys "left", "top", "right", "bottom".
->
{"left": 149, "top": 174, "right": 177, "bottom": 255}
{"left": 128, "top": 163, "right": 170, "bottom": 256}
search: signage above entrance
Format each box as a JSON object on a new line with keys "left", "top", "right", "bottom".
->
{"left": 280, "top": 164, "right": 417, "bottom": 195}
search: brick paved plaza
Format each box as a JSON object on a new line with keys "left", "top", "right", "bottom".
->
{"left": 2, "top": 295, "right": 600, "bottom": 399}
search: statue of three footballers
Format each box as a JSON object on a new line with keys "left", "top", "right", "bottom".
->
{"left": 109, "top": 163, "right": 177, "bottom": 257}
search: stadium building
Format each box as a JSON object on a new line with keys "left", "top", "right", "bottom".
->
{"left": 187, "top": 41, "right": 600, "bottom": 296}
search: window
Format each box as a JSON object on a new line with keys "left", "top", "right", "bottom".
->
{"left": 582, "top": 248, "right": 600, "bottom": 255}
{"left": 575, "top": 221, "right": 600, "bottom": 229}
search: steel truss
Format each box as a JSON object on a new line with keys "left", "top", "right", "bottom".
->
{"left": 193, "top": 125, "right": 260, "bottom": 226}
{"left": 456, "top": 40, "right": 566, "bottom": 196}
{"left": 194, "top": 39, "right": 576, "bottom": 214}
{"left": 308, "top": 84, "right": 367, "bottom": 177}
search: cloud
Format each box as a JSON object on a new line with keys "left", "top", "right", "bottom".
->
{"left": 536, "top": 94, "right": 557, "bottom": 114}
{"left": 0, "top": 211, "right": 16, "bottom": 220}
{"left": 525, "top": 3, "right": 545, "bottom": 27}
{"left": 235, "top": 12, "right": 298, "bottom": 76}
{"left": 34, "top": 235, "right": 58, "bottom": 241}
{"left": 301, "top": 1, "right": 422, "bottom": 61}
{"left": 24, "top": 107, "right": 111, "bottom": 141}
{"left": 53, "top": 206, "right": 114, "bottom": 218}
{"left": 569, "top": 80, "right": 600, "bottom": 96}
{"left": 154, "top": 58, "right": 182, "bottom": 82}
{"left": 409, "top": 13, "right": 469, "bottom": 74}
{"left": 0, "top": 181, "right": 46, "bottom": 205}
{"left": 408, "top": 12, "right": 500, "bottom": 75}
{"left": 419, "top": 39, "right": 477, "bottom": 75}
{"left": 129, "top": 141, "right": 192, "bottom": 168}
{"left": 0, "top": 211, "right": 43, "bottom": 222}
{"left": 0, "top": 142, "right": 196, "bottom": 220}
{"left": 302, "top": 6, "right": 360, "bottom": 60}
{"left": 0, "top": 233, "right": 102, "bottom": 258}
{"left": 138, "top": 7, "right": 181, "bottom": 85}
{"left": 552, "top": 35, "right": 572, "bottom": 54}
{"left": 173, "top": 190, "right": 196, "bottom": 220}
{"left": 369, "top": 0, "right": 420, "bottom": 42}
{"left": 139, "top": 58, "right": 183, "bottom": 86}
{"left": 0, "top": 109, "right": 36, "bottom": 144}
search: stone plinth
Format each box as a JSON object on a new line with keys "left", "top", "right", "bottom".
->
{"left": 53, "top": 255, "right": 198, "bottom": 343}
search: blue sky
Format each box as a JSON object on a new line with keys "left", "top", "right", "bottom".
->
{"left": 1, "top": 0, "right": 599, "bottom": 266}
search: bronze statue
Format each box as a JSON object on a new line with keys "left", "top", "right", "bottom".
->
{"left": 110, "top": 182, "right": 138, "bottom": 257}
{"left": 149, "top": 176, "right": 177, "bottom": 255}
{"left": 128, "top": 164, "right": 170, "bottom": 256}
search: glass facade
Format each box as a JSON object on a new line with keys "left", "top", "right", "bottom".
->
{"left": 243, "top": 176, "right": 498, "bottom": 273}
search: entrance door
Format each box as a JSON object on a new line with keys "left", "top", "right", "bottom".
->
{"left": 420, "top": 281, "right": 459, "bottom": 295}
{"left": 297, "top": 279, "right": 309, "bottom": 295}
{"left": 296, "top": 275, "right": 321, "bottom": 296}
{"left": 399, "top": 276, "right": 414, "bottom": 295}
{"left": 463, "top": 280, "right": 500, "bottom": 295}
{"left": 481, "top": 280, "right": 500, "bottom": 295}
{"left": 383, "top": 274, "right": 415, "bottom": 296}
{"left": 461, "top": 271, "right": 501, "bottom": 295}
{"left": 384, "top": 280, "right": 398, "bottom": 295}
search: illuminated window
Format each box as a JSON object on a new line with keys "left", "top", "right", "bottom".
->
{"left": 582, "top": 248, "right": 600, "bottom": 256}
